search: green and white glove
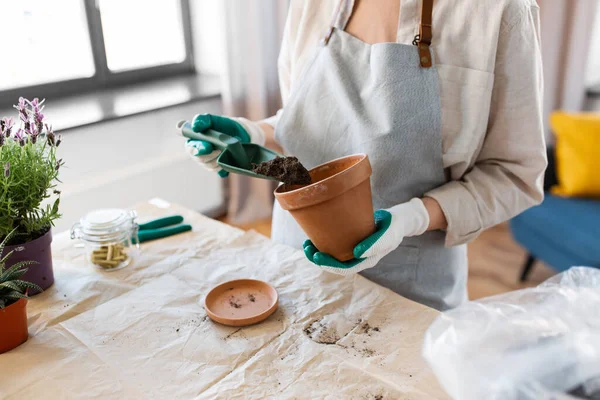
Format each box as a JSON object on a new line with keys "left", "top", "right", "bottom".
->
{"left": 186, "top": 114, "right": 265, "bottom": 177}
{"left": 303, "top": 198, "right": 429, "bottom": 275}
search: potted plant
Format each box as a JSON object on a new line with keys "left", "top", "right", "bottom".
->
{"left": 0, "top": 230, "right": 42, "bottom": 353}
{"left": 0, "top": 98, "right": 63, "bottom": 293}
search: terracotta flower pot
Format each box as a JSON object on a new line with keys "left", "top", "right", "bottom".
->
{"left": 275, "top": 154, "right": 375, "bottom": 261}
{"left": 2, "top": 229, "right": 54, "bottom": 295}
{"left": 0, "top": 297, "right": 29, "bottom": 354}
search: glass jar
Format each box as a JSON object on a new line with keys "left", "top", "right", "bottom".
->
{"left": 71, "top": 209, "right": 139, "bottom": 271}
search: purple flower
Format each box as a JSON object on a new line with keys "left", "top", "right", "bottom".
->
{"left": 55, "top": 159, "right": 63, "bottom": 171}
{"left": 53, "top": 189, "right": 61, "bottom": 195}
{"left": 29, "top": 123, "right": 39, "bottom": 144}
{"left": 36, "top": 115, "right": 44, "bottom": 132}
{"left": 0, "top": 134, "right": 4, "bottom": 147}
{"left": 55, "top": 134, "right": 62, "bottom": 147}
{"left": 14, "top": 128, "right": 24, "bottom": 141}
{"left": 47, "top": 131, "right": 55, "bottom": 146}
{"left": 2, "top": 117, "right": 14, "bottom": 137}
{"left": 15, "top": 97, "right": 29, "bottom": 123}
{"left": 29, "top": 98, "right": 45, "bottom": 130}
{"left": 4, "top": 162, "right": 10, "bottom": 178}
{"left": 14, "top": 128, "right": 27, "bottom": 146}
{"left": 28, "top": 120, "right": 37, "bottom": 135}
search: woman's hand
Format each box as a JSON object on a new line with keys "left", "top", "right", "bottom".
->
{"left": 303, "top": 198, "right": 431, "bottom": 275}
{"left": 185, "top": 114, "right": 266, "bottom": 177}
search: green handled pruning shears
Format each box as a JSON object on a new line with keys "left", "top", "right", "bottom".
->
{"left": 134, "top": 215, "right": 192, "bottom": 244}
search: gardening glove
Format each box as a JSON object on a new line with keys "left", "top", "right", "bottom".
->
{"left": 185, "top": 114, "right": 265, "bottom": 177}
{"left": 303, "top": 198, "right": 429, "bottom": 275}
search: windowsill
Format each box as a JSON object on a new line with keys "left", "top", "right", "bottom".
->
{"left": 584, "top": 91, "right": 600, "bottom": 112}
{"left": 0, "top": 73, "right": 221, "bottom": 132}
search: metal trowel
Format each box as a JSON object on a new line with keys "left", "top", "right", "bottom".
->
{"left": 176, "top": 120, "right": 283, "bottom": 181}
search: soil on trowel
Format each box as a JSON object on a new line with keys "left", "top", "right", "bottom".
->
{"left": 251, "top": 156, "right": 312, "bottom": 185}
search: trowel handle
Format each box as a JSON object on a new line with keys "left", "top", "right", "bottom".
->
{"left": 178, "top": 121, "right": 251, "bottom": 169}
{"left": 179, "top": 121, "right": 234, "bottom": 151}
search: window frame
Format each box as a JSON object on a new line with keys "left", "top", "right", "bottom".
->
{"left": 0, "top": 0, "right": 195, "bottom": 107}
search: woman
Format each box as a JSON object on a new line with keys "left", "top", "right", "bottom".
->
{"left": 185, "top": 0, "right": 546, "bottom": 310}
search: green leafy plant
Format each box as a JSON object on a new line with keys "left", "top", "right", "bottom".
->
{"left": 0, "top": 229, "right": 42, "bottom": 309}
{"left": 0, "top": 98, "right": 63, "bottom": 245}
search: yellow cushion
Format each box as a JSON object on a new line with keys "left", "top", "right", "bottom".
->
{"left": 550, "top": 111, "right": 600, "bottom": 198}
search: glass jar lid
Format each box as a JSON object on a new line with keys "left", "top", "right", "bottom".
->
{"left": 71, "top": 209, "right": 138, "bottom": 243}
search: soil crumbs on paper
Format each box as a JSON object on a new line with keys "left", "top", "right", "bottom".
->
{"left": 357, "top": 322, "right": 381, "bottom": 336}
{"left": 303, "top": 318, "right": 381, "bottom": 358}
{"left": 251, "top": 156, "right": 312, "bottom": 185}
{"left": 303, "top": 318, "right": 340, "bottom": 345}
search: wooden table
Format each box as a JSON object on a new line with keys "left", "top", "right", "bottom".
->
{"left": 0, "top": 199, "right": 449, "bottom": 399}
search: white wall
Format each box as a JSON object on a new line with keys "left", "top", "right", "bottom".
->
{"left": 53, "top": 99, "right": 224, "bottom": 233}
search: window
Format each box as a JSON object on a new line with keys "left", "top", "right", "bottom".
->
{"left": 587, "top": 4, "right": 600, "bottom": 93}
{"left": 0, "top": 0, "right": 194, "bottom": 106}
{"left": 98, "top": 0, "right": 187, "bottom": 72}
{"left": 0, "top": 1, "right": 95, "bottom": 90}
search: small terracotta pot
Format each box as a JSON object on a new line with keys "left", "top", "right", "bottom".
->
{"left": 2, "top": 229, "right": 54, "bottom": 295}
{"left": 275, "top": 154, "right": 375, "bottom": 261}
{"left": 0, "top": 297, "right": 29, "bottom": 354}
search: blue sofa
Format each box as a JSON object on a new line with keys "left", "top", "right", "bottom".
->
{"left": 510, "top": 193, "right": 600, "bottom": 280}
{"left": 509, "top": 147, "right": 600, "bottom": 280}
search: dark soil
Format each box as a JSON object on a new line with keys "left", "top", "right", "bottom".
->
{"left": 359, "top": 348, "right": 376, "bottom": 357}
{"left": 248, "top": 294, "right": 256, "bottom": 302}
{"left": 358, "top": 322, "right": 381, "bottom": 336}
{"left": 303, "top": 319, "right": 340, "bottom": 345}
{"left": 229, "top": 297, "right": 242, "bottom": 309}
{"left": 251, "top": 156, "right": 311, "bottom": 185}
{"left": 1, "top": 225, "right": 50, "bottom": 246}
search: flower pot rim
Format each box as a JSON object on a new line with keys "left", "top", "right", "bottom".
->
{"left": 0, "top": 296, "right": 27, "bottom": 314}
{"left": 3, "top": 227, "right": 52, "bottom": 248}
{"left": 274, "top": 153, "right": 372, "bottom": 211}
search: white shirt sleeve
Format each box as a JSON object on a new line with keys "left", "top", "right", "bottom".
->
{"left": 425, "top": 4, "right": 547, "bottom": 246}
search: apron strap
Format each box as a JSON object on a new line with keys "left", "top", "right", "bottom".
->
{"left": 323, "top": 0, "right": 434, "bottom": 68}
{"left": 416, "top": 0, "right": 434, "bottom": 68}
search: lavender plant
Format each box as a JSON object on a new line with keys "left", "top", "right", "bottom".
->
{"left": 0, "top": 98, "right": 63, "bottom": 245}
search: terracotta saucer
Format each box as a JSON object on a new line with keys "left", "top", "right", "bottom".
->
{"left": 204, "top": 279, "right": 278, "bottom": 327}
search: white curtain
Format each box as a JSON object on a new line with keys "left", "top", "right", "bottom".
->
{"left": 538, "top": 0, "right": 599, "bottom": 142}
{"left": 220, "top": 0, "right": 289, "bottom": 223}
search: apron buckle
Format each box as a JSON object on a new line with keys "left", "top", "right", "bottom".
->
{"left": 418, "top": 43, "right": 433, "bottom": 68}
{"left": 412, "top": 34, "right": 421, "bottom": 46}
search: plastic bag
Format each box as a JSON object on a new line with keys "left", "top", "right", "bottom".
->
{"left": 423, "top": 267, "right": 600, "bottom": 400}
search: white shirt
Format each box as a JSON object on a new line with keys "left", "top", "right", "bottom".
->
{"left": 264, "top": 0, "right": 547, "bottom": 246}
